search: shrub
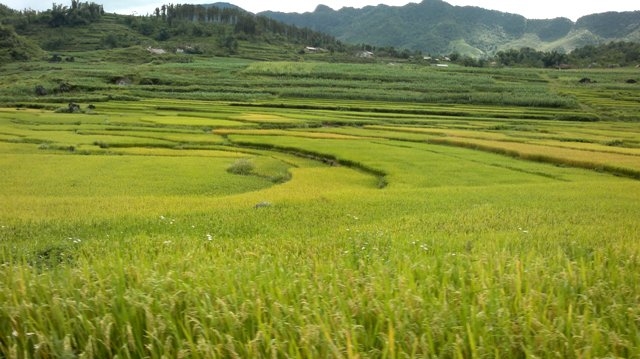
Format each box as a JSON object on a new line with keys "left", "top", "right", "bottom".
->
{"left": 270, "top": 171, "right": 292, "bottom": 184}
{"left": 93, "top": 141, "right": 109, "bottom": 149}
{"left": 227, "top": 159, "right": 254, "bottom": 175}
{"left": 606, "top": 140, "right": 625, "bottom": 147}
{"left": 34, "top": 85, "right": 47, "bottom": 96}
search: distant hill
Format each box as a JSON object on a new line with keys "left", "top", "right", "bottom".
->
{"left": 260, "top": 0, "right": 640, "bottom": 56}
{"left": 201, "top": 3, "right": 244, "bottom": 11}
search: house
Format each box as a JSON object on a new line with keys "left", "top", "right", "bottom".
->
{"left": 147, "top": 47, "right": 166, "bottom": 55}
{"left": 356, "top": 51, "right": 374, "bottom": 58}
{"left": 304, "top": 46, "right": 328, "bottom": 54}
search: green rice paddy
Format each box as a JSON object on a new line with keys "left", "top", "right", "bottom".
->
{"left": 1, "top": 57, "right": 639, "bottom": 357}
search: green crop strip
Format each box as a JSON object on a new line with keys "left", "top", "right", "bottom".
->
{"left": 1, "top": 57, "right": 640, "bottom": 358}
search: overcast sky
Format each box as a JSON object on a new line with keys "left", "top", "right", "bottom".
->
{"left": 2, "top": 0, "right": 638, "bottom": 21}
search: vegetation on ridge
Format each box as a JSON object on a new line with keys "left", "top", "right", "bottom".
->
{"left": 0, "top": 1, "right": 347, "bottom": 58}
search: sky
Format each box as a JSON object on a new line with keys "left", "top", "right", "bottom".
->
{"left": 2, "top": 0, "right": 639, "bottom": 21}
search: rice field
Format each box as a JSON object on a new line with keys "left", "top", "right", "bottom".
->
{"left": 1, "top": 57, "right": 640, "bottom": 358}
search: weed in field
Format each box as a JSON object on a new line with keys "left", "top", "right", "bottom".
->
{"left": 269, "top": 170, "right": 292, "bottom": 184}
{"left": 227, "top": 158, "right": 255, "bottom": 175}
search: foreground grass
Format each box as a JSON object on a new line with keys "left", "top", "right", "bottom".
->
{"left": 2, "top": 179, "right": 640, "bottom": 358}
{"left": 1, "top": 58, "right": 640, "bottom": 357}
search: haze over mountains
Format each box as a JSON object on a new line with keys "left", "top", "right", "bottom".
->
{"left": 258, "top": 0, "right": 640, "bottom": 56}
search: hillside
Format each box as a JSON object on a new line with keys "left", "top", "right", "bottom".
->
{"left": 260, "top": 0, "right": 640, "bottom": 56}
{"left": 0, "top": 24, "right": 44, "bottom": 63}
{"left": 0, "top": 2, "right": 348, "bottom": 62}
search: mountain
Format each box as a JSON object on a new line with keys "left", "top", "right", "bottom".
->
{"left": 201, "top": 3, "right": 245, "bottom": 11}
{"left": 260, "top": 0, "right": 640, "bottom": 56}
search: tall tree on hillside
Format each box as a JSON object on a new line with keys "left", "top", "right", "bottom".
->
{"left": 48, "top": 3, "right": 67, "bottom": 27}
{"left": 45, "top": 1, "right": 103, "bottom": 27}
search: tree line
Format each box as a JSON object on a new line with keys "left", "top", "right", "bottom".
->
{"left": 128, "top": 3, "right": 345, "bottom": 52}
{"left": 450, "top": 42, "right": 640, "bottom": 68}
{"left": 0, "top": 1, "right": 103, "bottom": 29}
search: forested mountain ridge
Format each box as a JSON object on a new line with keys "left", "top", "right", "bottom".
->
{"left": 260, "top": 0, "right": 640, "bottom": 56}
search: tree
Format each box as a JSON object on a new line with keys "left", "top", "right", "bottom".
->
{"left": 48, "top": 4, "right": 68, "bottom": 27}
{"left": 102, "top": 33, "right": 118, "bottom": 48}
{"left": 235, "top": 15, "right": 256, "bottom": 35}
{"left": 45, "top": 1, "right": 103, "bottom": 28}
{"left": 542, "top": 50, "right": 568, "bottom": 68}
{"left": 156, "top": 27, "right": 170, "bottom": 41}
{"left": 220, "top": 34, "right": 238, "bottom": 54}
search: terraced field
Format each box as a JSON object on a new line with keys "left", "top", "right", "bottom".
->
{"left": 1, "top": 57, "right": 640, "bottom": 357}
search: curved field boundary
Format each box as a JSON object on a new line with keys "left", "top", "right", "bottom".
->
{"left": 226, "top": 138, "right": 388, "bottom": 188}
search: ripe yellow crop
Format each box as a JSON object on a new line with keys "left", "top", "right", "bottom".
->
{"left": 1, "top": 60, "right": 640, "bottom": 357}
